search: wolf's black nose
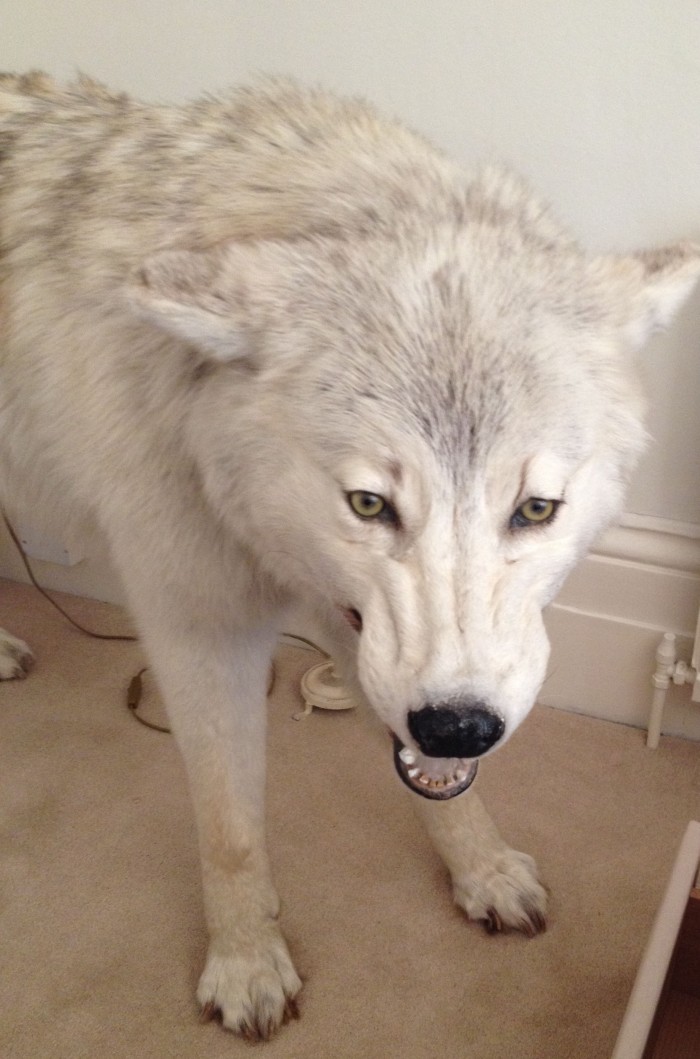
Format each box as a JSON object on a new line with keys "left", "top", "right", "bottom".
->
{"left": 407, "top": 700, "right": 505, "bottom": 758}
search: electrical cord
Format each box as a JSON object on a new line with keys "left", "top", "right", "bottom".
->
{"left": 2, "top": 511, "right": 327, "bottom": 734}
{"left": 2, "top": 513, "right": 138, "bottom": 642}
{"left": 126, "top": 666, "right": 171, "bottom": 733}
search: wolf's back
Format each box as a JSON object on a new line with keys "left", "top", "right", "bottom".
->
{"left": 0, "top": 73, "right": 465, "bottom": 270}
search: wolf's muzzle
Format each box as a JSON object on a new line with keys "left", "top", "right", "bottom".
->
{"left": 408, "top": 700, "right": 505, "bottom": 758}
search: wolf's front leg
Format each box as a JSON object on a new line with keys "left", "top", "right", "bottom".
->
{"left": 136, "top": 617, "right": 301, "bottom": 1039}
{"left": 415, "top": 789, "right": 547, "bottom": 936}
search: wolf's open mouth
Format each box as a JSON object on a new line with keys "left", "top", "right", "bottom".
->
{"left": 391, "top": 733, "right": 478, "bottom": 800}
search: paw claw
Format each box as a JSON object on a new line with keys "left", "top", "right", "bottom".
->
{"left": 482, "top": 902, "right": 547, "bottom": 937}
{"left": 284, "top": 996, "right": 300, "bottom": 1023}
{"left": 528, "top": 908, "right": 548, "bottom": 936}
{"left": 199, "top": 1000, "right": 220, "bottom": 1024}
{"left": 483, "top": 908, "right": 503, "bottom": 934}
{"left": 240, "top": 1020, "right": 263, "bottom": 1042}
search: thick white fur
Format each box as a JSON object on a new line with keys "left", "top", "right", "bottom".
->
{"left": 1, "top": 73, "right": 698, "bottom": 1039}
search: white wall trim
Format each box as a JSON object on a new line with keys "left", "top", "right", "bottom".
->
{"left": 594, "top": 518, "right": 700, "bottom": 573}
{"left": 544, "top": 516, "right": 700, "bottom": 741}
{"left": 618, "top": 512, "right": 700, "bottom": 540}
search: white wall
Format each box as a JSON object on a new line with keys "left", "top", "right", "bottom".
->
{"left": 2, "top": 1, "right": 700, "bottom": 733}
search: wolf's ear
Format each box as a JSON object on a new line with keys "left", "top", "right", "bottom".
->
{"left": 126, "top": 245, "right": 260, "bottom": 361}
{"left": 589, "top": 241, "right": 700, "bottom": 349}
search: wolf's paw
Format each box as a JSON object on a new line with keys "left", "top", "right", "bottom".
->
{"left": 452, "top": 847, "right": 547, "bottom": 937}
{"left": 0, "top": 628, "right": 35, "bottom": 680}
{"left": 197, "top": 927, "right": 303, "bottom": 1040}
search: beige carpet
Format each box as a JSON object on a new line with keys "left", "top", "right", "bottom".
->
{"left": 1, "top": 577, "right": 699, "bottom": 1059}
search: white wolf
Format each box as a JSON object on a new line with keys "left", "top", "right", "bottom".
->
{"left": 1, "top": 72, "right": 698, "bottom": 1039}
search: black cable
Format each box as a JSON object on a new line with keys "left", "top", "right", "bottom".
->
{"left": 2, "top": 513, "right": 137, "bottom": 642}
{"left": 126, "top": 667, "right": 171, "bottom": 733}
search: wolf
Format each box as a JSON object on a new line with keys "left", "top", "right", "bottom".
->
{"left": 1, "top": 71, "right": 698, "bottom": 1039}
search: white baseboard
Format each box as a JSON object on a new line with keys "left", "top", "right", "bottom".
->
{"left": 542, "top": 522, "right": 700, "bottom": 741}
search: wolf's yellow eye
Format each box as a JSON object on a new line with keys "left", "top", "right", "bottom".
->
{"left": 348, "top": 491, "right": 387, "bottom": 519}
{"left": 511, "top": 497, "right": 560, "bottom": 528}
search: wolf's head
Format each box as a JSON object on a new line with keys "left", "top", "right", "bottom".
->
{"left": 129, "top": 166, "right": 700, "bottom": 799}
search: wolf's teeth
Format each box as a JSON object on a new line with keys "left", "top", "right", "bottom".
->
{"left": 405, "top": 761, "right": 474, "bottom": 792}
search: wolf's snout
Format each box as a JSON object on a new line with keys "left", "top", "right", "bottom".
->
{"left": 407, "top": 700, "right": 505, "bottom": 758}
